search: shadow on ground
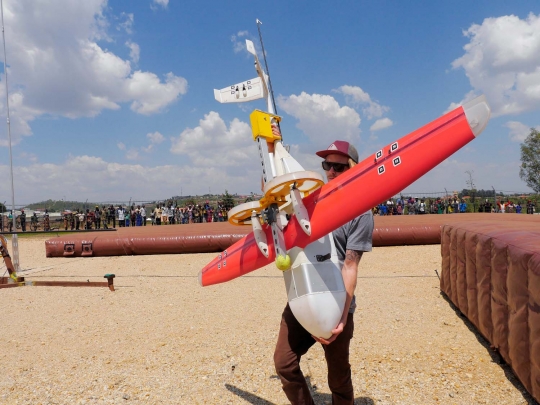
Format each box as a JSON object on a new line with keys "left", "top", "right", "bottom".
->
{"left": 440, "top": 291, "right": 539, "bottom": 405}
{"left": 226, "top": 376, "right": 375, "bottom": 404}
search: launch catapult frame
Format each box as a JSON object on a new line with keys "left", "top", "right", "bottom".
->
{"left": 0, "top": 235, "right": 115, "bottom": 291}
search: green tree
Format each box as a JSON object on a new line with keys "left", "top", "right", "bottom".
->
{"left": 221, "top": 190, "right": 235, "bottom": 210}
{"left": 183, "top": 197, "right": 196, "bottom": 207}
{"left": 520, "top": 128, "right": 540, "bottom": 193}
{"left": 0, "top": 202, "right": 6, "bottom": 214}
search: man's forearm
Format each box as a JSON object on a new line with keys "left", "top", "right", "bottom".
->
{"left": 340, "top": 250, "right": 363, "bottom": 323}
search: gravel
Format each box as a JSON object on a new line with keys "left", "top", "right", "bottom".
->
{"left": 0, "top": 236, "right": 537, "bottom": 405}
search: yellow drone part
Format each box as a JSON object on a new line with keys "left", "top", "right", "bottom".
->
{"left": 250, "top": 110, "right": 281, "bottom": 142}
{"left": 275, "top": 254, "right": 291, "bottom": 271}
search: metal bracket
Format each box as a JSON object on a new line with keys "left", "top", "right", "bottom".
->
{"left": 63, "top": 243, "right": 75, "bottom": 257}
{"left": 251, "top": 211, "right": 269, "bottom": 258}
{"left": 290, "top": 186, "right": 311, "bottom": 236}
{"left": 81, "top": 242, "right": 93, "bottom": 257}
{"left": 257, "top": 137, "right": 276, "bottom": 185}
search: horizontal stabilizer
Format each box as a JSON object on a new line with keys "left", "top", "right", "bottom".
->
{"left": 246, "top": 39, "right": 256, "bottom": 56}
{"left": 214, "top": 76, "right": 267, "bottom": 103}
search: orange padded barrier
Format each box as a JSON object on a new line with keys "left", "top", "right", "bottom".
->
{"left": 440, "top": 221, "right": 540, "bottom": 402}
{"left": 44, "top": 213, "right": 540, "bottom": 258}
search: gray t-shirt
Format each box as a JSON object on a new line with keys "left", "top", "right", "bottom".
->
{"left": 332, "top": 210, "right": 374, "bottom": 313}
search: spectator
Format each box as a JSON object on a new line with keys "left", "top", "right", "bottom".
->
{"left": 154, "top": 204, "right": 161, "bottom": 225}
{"left": 506, "top": 201, "right": 515, "bottom": 214}
{"left": 190, "top": 205, "right": 195, "bottom": 223}
{"left": 118, "top": 206, "right": 126, "bottom": 227}
{"left": 74, "top": 210, "right": 81, "bottom": 230}
{"left": 8, "top": 211, "right": 13, "bottom": 232}
{"left": 168, "top": 204, "right": 174, "bottom": 225}
{"left": 108, "top": 205, "right": 116, "bottom": 228}
{"left": 140, "top": 205, "right": 147, "bottom": 226}
{"left": 527, "top": 200, "right": 535, "bottom": 215}
{"left": 94, "top": 206, "right": 101, "bottom": 229}
{"left": 136, "top": 208, "right": 143, "bottom": 226}
{"left": 417, "top": 199, "right": 425, "bottom": 214}
{"left": 19, "top": 209, "right": 27, "bottom": 232}
{"left": 101, "top": 205, "right": 109, "bottom": 229}
{"left": 44, "top": 210, "right": 52, "bottom": 231}
{"left": 31, "top": 212, "right": 39, "bottom": 231}
{"left": 86, "top": 209, "right": 95, "bottom": 230}
{"left": 161, "top": 204, "right": 168, "bottom": 225}
{"left": 194, "top": 205, "right": 201, "bottom": 223}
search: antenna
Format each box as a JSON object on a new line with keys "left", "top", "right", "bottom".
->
{"left": 1, "top": 0, "right": 19, "bottom": 271}
{"left": 256, "top": 19, "right": 278, "bottom": 116}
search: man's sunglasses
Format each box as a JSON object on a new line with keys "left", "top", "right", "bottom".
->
{"left": 322, "top": 161, "right": 349, "bottom": 172}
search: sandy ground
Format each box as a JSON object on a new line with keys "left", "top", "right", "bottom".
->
{"left": 0, "top": 235, "right": 537, "bottom": 405}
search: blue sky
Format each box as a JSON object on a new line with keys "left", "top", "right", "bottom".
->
{"left": 0, "top": 0, "right": 539, "bottom": 204}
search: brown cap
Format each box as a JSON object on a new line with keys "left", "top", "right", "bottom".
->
{"left": 316, "top": 140, "right": 358, "bottom": 163}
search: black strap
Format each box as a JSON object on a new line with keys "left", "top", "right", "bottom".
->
{"left": 315, "top": 253, "right": 331, "bottom": 262}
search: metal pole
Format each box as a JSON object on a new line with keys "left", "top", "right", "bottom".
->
{"left": 256, "top": 19, "right": 278, "bottom": 116}
{"left": 1, "top": 0, "right": 19, "bottom": 271}
{"left": 492, "top": 186, "right": 496, "bottom": 213}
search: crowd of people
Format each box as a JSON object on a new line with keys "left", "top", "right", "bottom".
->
{"left": 0, "top": 196, "right": 537, "bottom": 232}
{"left": 54, "top": 201, "right": 235, "bottom": 230}
{"left": 0, "top": 201, "right": 234, "bottom": 232}
{"left": 373, "top": 196, "right": 537, "bottom": 216}
{"left": 0, "top": 209, "right": 50, "bottom": 232}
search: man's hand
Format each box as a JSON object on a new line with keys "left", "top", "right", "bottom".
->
{"left": 271, "top": 123, "right": 281, "bottom": 138}
{"left": 311, "top": 320, "right": 346, "bottom": 345}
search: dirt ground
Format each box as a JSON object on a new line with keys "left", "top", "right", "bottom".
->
{"left": 0, "top": 235, "right": 537, "bottom": 405}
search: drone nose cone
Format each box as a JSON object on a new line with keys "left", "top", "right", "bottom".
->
{"left": 463, "top": 95, "right": 491, "bottom": 137}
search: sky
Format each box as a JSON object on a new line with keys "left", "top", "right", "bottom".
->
{"left": 0, "top": 0, "right": 539, "bottom": 205}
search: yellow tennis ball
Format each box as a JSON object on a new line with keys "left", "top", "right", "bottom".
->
{"left": 275, "top": 254, "right": 291, "bottom": 271}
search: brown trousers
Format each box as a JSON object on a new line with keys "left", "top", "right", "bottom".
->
{"left": 274, "top": 304, "right": 355, "bottom": 405}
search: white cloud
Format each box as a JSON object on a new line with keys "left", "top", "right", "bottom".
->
{"left": 451, "top": 13, "right": 540, "bottom": 117}
{"left": 127, "top": 72, "right": 187, "bottom": 115}
{"left": 117, "top": 142, "right": 126, "bottom": 150}
{"left": 117, "top": 12, "right": 134, "bottom": 34}
{"left": 334, "top": 85, "right": 389, "bottom": 119}
{"left": 505, "top": 121, "right": 540, "bottom": 142}
{"left": 370, "top": 118, "right": 393, "bottom": 132}
{"left": 0, "top": 1, "right": 188, "bottom": 145}
{"left": 126, "top": 41, "right": 140, "bottom": 64}
{"left": 402, "top": 158, "right": 530, "bottom": 195}
{"left": 125, "top": 149, "right": 139, "bottom": 160}
{"left": 141, "top": 131, "right": 165, "bottom": 152}
{"left": 170, "top": 111, "right": 257, "bottom": 168}
{"left": 147, "top": 131, "right": 165, "bottom": 144}
{"left": 151, "top": 0, "right": 169, "bottom": 9}
{"left": 0, "top": 153, "right": 264, "bottom": 203}
{"left": 19, "top": 151, "right": 38, "bottom": 163}
{"left": 277, "top": 92, "right": 361, "bottom": 147}
{"left": 231, "top": 30, "right": 250, "bottom": 53}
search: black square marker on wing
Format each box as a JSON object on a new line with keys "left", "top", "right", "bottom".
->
{"left": 376, "top": 150, "right": 383, "bottom": 159}
{"left": 378, "top": 165, "right": 385, "bottom": 175}
{"left": 393, "top": 156, "right": 401, "bottom": 166}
